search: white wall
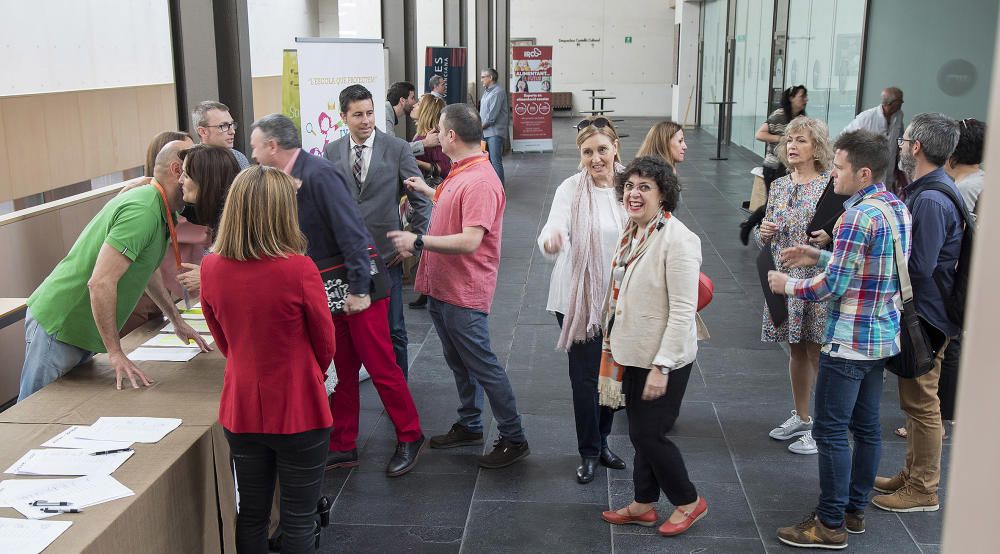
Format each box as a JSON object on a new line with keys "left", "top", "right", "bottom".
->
{"left": 338, "top": 0, "right": 382, "bottom": 39}
{"left": 248, "top": 0, "right": 320, "bottom": 77}
{"left": 671, "top": 1, "right": 700, "bottom": 126}
{"left": 416, "top": 0, "right": 445, "bottom": 92}
{"left": 0, "top": 0, "right": 173, "bottom": 96}
{"left": 510, "top": 0, "right": 675, "bottom": 117}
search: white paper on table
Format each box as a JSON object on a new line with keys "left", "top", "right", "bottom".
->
{"left": 42, "top": 427, "right": 133, "bottom": 451}
{"left": 128, "top": 347, "right": 199, "bottom": 362}
{"left": 180, "top": 308, "right": 205, "bottom": 320}
{"left": 76, "top": 417, "right": 182, "bottom": 444}
{"left": 0, "top": 518, "right": 73, "bottom": 554}
{"left": 0, "top": 479, "right": 74, "bottom": 507}
{"left": 4, "top": 449, "right": 133, "bottom": 476}
{"left": 141, "top": 333, "right": 214, "bottom": 349}
{"left": 162, "top": 320, "right": 211, "bottom": 334}
{"left": 2, "top": 475, "right": 135, "bottom": 520}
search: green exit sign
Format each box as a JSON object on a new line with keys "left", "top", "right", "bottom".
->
{"left": 625, "top": 36, "right": 632, "bottom": 44}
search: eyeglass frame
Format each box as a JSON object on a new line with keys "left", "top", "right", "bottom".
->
{"left": 576, "top": 117, "right": 612, "bottom": 132}
{"left": 201, "top": 121, "right": 238, "bottom": 134}
{"left": 897, "top": 137, "right": 914, "bottom": 148}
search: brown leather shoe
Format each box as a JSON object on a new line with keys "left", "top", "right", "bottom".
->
{"left": 601, "top": 505, "right": 658, "bottom": 527}
{"left": 777, "top": 513, "right": 847, "bottom": 549}
{"left": 871, "top": 483, "right": 940, "bottom": 512}
{"left": 873, "top": 470, "right": 907, "bottom": 494}
{"left": 658, "top": 497, "right": 708, "bottom": 536}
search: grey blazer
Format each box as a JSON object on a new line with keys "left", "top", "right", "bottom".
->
{"left": 323, "top": 129, "right": 430, "bottom": 263}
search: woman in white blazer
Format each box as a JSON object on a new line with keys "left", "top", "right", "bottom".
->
{"left": 600, "top": 156, "right": 708, "bottom": 538}
{"left": 537, "top": 116, "right": 628, "bottom": 484}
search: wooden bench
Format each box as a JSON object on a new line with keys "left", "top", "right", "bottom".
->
{"left": 551, "top": 92, "right": 573, "bottom": 111}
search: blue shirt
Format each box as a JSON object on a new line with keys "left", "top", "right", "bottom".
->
{"left": 479, "top": 84, "right": 508, "bottom": 138}
{"left": 903, "top": 167, "right": 965, "bottom": 337}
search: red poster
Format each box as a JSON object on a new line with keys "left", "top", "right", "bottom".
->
{"left": 511, "top": 46, "right": 553, "bottom": 152}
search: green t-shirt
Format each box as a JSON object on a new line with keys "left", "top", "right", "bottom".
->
{"left": 27, "top": 186, "right": 172, "bottom": 353}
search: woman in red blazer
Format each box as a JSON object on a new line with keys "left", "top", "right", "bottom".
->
{"left": 201, "top": 165, "right": 336, "bottom": 553}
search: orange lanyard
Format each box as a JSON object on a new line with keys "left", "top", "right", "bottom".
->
{"left": 152, "top": 180, "right": 182, "bottom": 268}
{"left": 433, "top": 155, "right": 490, "bottom": 203}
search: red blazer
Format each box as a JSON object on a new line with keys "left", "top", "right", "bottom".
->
{"left": 201, "top": 253, "right": 336, "bottom": 434}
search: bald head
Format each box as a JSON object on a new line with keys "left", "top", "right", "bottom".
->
{"left": 153, "top": 140, "right": 188, "bottom": 183}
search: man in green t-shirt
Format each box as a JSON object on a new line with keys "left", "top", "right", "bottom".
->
{"left": 19, "top": 141, "right": 212, "bottom": 401}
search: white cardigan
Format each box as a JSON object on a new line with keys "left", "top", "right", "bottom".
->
{"left": 536, "top": 173, "right": 626, "bottom": 315}
{"left": 605, "top": 216, "right": 706, "bottom": 371}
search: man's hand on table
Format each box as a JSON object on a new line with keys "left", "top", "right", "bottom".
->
{"left": 174, "top": 320, "right": 213, "bottom": 352}
{"left": 109, "top": 351, "right": 155, "bottom": 390}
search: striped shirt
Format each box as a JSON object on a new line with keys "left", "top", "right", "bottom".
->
{"left": 784, "top": 182, "right": 912, "bottom": 359}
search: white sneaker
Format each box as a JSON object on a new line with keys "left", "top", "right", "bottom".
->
{"left": 769, "top": 410, "right": 814, "bottom": 440}
{"left": 788, "top": 431, "right": 818, "bottom": 455}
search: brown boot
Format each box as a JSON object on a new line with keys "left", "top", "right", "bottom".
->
{"left": 872, "top": 469, "right": 907, "bottom": 494}
{"left": 872, "top": 483, "right": 940, "bottom": 512}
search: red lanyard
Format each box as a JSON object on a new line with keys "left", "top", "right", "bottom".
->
{"left": 433, "top": 155, "right": 490, "bottom": 203}
{"left": 152, "top": 180, "right": 182, "bottom": 268}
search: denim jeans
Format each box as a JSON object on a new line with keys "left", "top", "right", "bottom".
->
{"left": 484, "top": 136, "right": 505, "bottom": 185}
{"left": 813, "top": 350, "right": 886, "bottom": 528}
{"left": 19, "top": 309, "right": 94, "bottom": 402}
{"left": 225, "top": 427, "right": 330, "bottom": 554}
{"left": 387, "top": 264, "right": 409, "bottom": 379}
{"left": 555, "top": 313, "right": 613, "bottom": 458}
{"left": 427, "top": 296, "right": 524, "bottom": 442}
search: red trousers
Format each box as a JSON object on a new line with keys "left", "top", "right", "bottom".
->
{"left": 329, "top": 298, "right": 422, "bottom": 451}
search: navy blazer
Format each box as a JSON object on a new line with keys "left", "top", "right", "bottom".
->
{"left": 290, "top": 149, "right": 375, "bottom": 295}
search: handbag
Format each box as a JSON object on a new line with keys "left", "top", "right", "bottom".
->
{"left": 314, "top": 247, "right": 391, "bottom": 316}
{"left": 861, "top": 199, "right": 941, "bottom": 378}
{"left": 697, "top": 272, "right": 714, "bottom": 312}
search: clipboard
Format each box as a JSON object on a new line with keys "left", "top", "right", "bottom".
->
{"left": 756, "top": 245, "right": 788, "bottom": 327}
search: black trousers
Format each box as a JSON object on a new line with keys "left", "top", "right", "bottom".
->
{"left": 623, "top": 364, "right": 698, "bottom": 506}
{"left": 937, "top": 335, "right": 961, "bottom": 421}
{"left": 225, "top": 427, "right": 330, "bottom": 554}
{"left": 555, "top": 313, "right": 615, "bottom": 458}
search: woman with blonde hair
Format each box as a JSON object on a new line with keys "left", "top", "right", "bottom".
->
{"left": 756, "top": 116, "right": 833, "bottom": 456}
{"left": 536, "top": 116, "right": 627, "bottom": 483}
{"left": 201, "top": 166, "right": 336, "bottom": 553}
{"left": 637, "top": 121, "right": 688, "bottom": 169}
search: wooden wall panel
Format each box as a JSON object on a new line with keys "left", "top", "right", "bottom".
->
{"left": 106, "top": 87, "right": 142, "bottom": 172}
{"left": 77, "top": 90, "right": 117, "bottom": 178}
{"left": 0, "top": 106, "right": 12, "bottom": 202}
{"left": 252, "top": 76, "right": 282, "bottom": 122}
{"left": 2, "top": 96, "right": 52, "bottom": 199}
{"left": 41, "top": 93, "right": 87, "bottom": 187}
{"left": 136, "top": 84, "right": 181, "bottom": 155}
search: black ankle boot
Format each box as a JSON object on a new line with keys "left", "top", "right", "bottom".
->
{"left": 577, "top": 457, "right": 599, "bottom": 484}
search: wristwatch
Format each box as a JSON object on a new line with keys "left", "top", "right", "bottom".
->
{"left": 414, "top": 234, "right": 424, "bottom": 252}
{"left": 657, "top": 365, "right": 670, "bottom": 375}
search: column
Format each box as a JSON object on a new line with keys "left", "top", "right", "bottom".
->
{"left": 671, "top": 1, "right": 701, "bottom": 127}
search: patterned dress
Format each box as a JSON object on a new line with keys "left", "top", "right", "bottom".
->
{"left": 760, "top": 172, "right": 831, "bottom": 344}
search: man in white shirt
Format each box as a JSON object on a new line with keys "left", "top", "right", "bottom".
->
{"left": 429, "top": 74, "right": 447, "bottom": 101}
{"left": 842, "top": 87, "right": 904, "bottom": 190}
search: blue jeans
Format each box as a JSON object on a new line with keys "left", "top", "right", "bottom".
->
{"left": 19, "top": 309, "right": 94, "bottom": 402}
{"left": 484, "top": 135, "right": 505, "bottom": 185}
{"left": 427, "top": 297, "right": 524, "bottom": 443}
{"left": 813, "top": 350, "right": 886, "bottom": 528}
{"left": 387, "top": 264, "right": 409, "bottom": 379}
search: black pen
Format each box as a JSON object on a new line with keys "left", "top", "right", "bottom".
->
{"left": 42, "top": 508, "right": 83, "bottom": 514}
{"left": 30, "top": 500, "right": 70, "bottom": 507}
{"left": 89, "top": 447, "right": 134, "bottom": 456}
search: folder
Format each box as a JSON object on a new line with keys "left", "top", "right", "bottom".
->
{"left": 756, "top": 245, "right": 788, "bottom": 327}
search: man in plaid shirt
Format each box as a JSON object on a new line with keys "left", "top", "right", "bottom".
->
{"left": 766, "top": 130, "right": 912, "bottom": 549}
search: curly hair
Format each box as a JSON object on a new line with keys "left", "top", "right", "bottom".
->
{"left": 775, "top": 116, "right": 833, "bottom": 172}
{"left": 951, "top": 118, "right": 986, "bottom": 166}
{"left": 615, "top": 156, "right": 681, "bottom": 213}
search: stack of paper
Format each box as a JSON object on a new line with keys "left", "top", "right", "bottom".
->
{"left": 180, "top": 307, "right": 205, "bottom": 320}
{"left": 76, "top": 417, "right": 182, "bottom": 444}
{"left": 163, "top": 319, "right": 211, "bottom": 334}
{"left": 0, "top": 518, "right": 73, "bottom": 554}
{"left": 4, "top": 449, "right": 133, "bottom": 476}
{"left": 141, "top": 333, "right": 214, "bottom": 349}
{"left": 42, "top": 426, "right": 133, "bottom": 452}
{"left": 0, "top": 475, "right": 134, "bottom": 519}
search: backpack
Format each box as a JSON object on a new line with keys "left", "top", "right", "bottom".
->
{"left": 907, "top": 181, "right": 975, "bottom": 326}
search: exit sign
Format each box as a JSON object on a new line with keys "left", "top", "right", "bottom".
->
{"left": 625, "top": 36, "right": 632, "bottom": 44}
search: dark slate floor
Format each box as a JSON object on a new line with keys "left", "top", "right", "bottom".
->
{"left": 315, "top": 118, "right": 947, "bottom": 553}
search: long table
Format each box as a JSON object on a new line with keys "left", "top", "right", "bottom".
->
{"left": 0, "top": 320, "right": 236, "bottom": 553}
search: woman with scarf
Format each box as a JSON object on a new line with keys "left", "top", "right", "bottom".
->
{"left": 537, "top": 116, "right": 628, "bottom": 484}
{"left": 600, "top": 156, "right": 709, "bottom": 537}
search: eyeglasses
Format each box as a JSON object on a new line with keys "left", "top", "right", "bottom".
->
{"left": 576, "top": 117, "right": 611, "bottom": 132}
{"left": 204, "top": 122, "right": 237, "bottom": 133}
{"left": 897, "top": 138, "right": 914, "bottom": 148}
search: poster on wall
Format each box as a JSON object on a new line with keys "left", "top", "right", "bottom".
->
{"left": 281, "top": 49, "right": 300, "bottom": 132}
{"left": 424, "top": 47, "right": 467, "bottom": 105}
{"left": 295, "top": 38, "right": 386, "bottom": 157}
{"left": 511, "top": 45, "right": 553, "bottom": 152}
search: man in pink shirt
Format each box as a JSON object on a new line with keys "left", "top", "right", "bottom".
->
{"left": 389, "top": 103, "right": 529, "bottom": 469}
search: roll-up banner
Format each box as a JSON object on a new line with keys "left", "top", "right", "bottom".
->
{"left": 280, "top": 49, "right": 300, "bottom": 132}
{"left": 424, "top": 47, "right": 468, "bottom": 105}
{"left": 295, "top": 38, "right": 387, "bottom": 157}
{"left": 511, "top": 46, "right": 553, "bottom": 152}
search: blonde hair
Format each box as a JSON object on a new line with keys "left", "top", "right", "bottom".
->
{"left": 415, "top": 94, "right": 446, "bottom": 137}
{"left": 575, "top": 116, "right": 622, "bottom": 165}
{"left": 212, "top": 166, "right": 307, "bottom": 260}
{"left": 776, "top": 116, "right": 834, "bottom": 172}
{"left": 637, "top": 121, "right": 683, "bottom": 167}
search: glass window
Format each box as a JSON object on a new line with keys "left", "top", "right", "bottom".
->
{"left": 700, "top": 0, "right": 729, "bottom": 139}
{"left": 732, "top": 0, "right": 775, "bottom": 153}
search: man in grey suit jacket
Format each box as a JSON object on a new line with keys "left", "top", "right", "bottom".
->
{"left": 324, "top": 84, "right": 431, "bottom": 380}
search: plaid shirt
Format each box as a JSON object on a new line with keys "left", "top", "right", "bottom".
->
{"left": 785, "top": 182, "right": 912, "bottom": 359}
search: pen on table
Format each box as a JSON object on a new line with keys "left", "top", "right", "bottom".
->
{"left": 89, "top": 447, "right": 134, "bottom": 456}
{"left": 30, "top": 500, "right": 71, "bottom": 507}
{"left": 42, "top": 508, "right": 83, "bottom": 514}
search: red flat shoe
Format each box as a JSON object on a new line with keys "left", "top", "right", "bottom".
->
{"left": 601, "top": 506, "right": 658, "bottom": 527}
{"left": 658, "top": 497, "right": 708, "bottom": 536}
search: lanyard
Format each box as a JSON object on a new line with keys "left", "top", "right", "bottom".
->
{"left": 151, "top": 180, "right": 182, "bottom": 268}
{"left": 433, "top": 155, "right": 490, "bottom": 203}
